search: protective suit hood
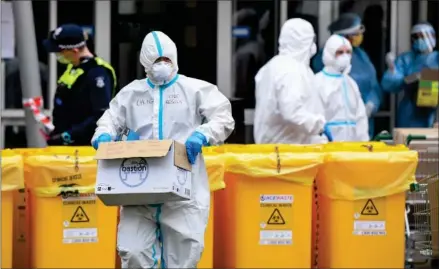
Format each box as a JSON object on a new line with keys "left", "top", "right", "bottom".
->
{"left": 322, "top": 34, "right": 352, "bottom": 74}
{"left": 278, "top": 18, "right": 316, "bottom": 64}
{"left": 139, "top": 31, "right": 179, "bottom": 75}
{"left": 94, "top": 28, "right": 234, "bottom": 266}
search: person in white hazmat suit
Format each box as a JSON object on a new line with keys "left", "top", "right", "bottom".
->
{"left": 315, "top": 34, "right": 369, "bottom": 141}
{"left": 253, "top": 18, "right": 328, "bottom": 144}
{"left": 91, "top": 31, "right": 235, "bottom": 268}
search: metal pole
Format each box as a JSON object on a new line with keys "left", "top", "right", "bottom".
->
{"left": 12, "top": 0, "right": 46, "bottom": 147}
{"left": 48, "top": 0, "right": 57, "bottom": 112}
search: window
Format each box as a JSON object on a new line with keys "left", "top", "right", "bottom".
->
{"left": 111, "top": 0, "right": 217, "bottom": 89}
{"left": 233, "top": 0, "right": 276, "bottom": 109}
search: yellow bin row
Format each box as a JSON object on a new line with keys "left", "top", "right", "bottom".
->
{"left": 212, "top": 143, "right": 417, "bottom": 268}
{"left": 3, "top": 142, "right": 417, "bottom": 268}
{"left": 3, "top": 146, "right": 226, "bottom": 268}
{"left": 1, "top": 150, "right": 25, "bottom": 269}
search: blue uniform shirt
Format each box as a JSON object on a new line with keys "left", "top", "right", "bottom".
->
{"left": 51, "top": 57, "right": 114, "bottom": 145}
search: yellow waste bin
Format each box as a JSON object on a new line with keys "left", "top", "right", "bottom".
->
{"left": 1, "top": 150, "right": 25, "bottom": 269}
{"left": 315, "top": 144, "right": 418, "bottom": 268}
{"left": 24, "top": 146, "right": 118, "bottom": 268}
{"left": 12, "top": 188, "right": 30, "bottom": 269}
{"left": 197, "top": 149, "right": 226, "bottom": 268}
{"left": 213, "top": 145, "right": 324, "bottom": 268}
{"left": 12, "top": 148, "right": 48, "bottom": 269}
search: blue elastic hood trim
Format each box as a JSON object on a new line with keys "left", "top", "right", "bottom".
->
{"left": 150, "top": 31, "right": 180, "bottom": 141}
{"left": 162, "top": 74, "right": 179, "bottom": 89}
{"left": 152, "top": 31, "right": 163, "bottom": 57}
{"left": 158, "top": 88, "right": 164, "bottom": 140}
{"left": 323, "top": 69, "right": 342, "bottom": 78}
{"left": 147, "top": 79, "right": 155, "bottom": 89}
{"left": 146, "top": 74, "right": 179, "bottom": 89}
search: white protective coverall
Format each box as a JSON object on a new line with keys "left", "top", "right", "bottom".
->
{"left": 254, "top": 18, "right": 326, "bottom": 144}
{"left": 315, "top": 34, "right": 369, "bottom": 141}
{"left": 92, "top": 31, "right": 234, "bottom": 268}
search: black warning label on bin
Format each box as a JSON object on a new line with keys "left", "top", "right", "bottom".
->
{"left": 71, "top": 206, "right": 90, "bottom": 223}
{"left": 361, "top": 199, "right": 379, "bottom": 215}
{"left": 267, "top": 208, "right": 286, "bottom": 225}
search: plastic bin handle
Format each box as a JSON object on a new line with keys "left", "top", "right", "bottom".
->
{"left": 373, "top": 133, "right": 393, "bottom": 141}
{"left": 406, "top": 134, "right": 427, "bottom": 145}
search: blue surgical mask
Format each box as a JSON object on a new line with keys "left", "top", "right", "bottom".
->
{"left": 413, "top": 37, "right": 435, "bottom": 53}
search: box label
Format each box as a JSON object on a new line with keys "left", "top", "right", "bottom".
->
{"left": 259, "top": 194, "right": 294, "bottom": 245}
{"left": 62, "top": 193, "right": 98, "bottom": 243}
{"left": 172, "top": 168, "right": 191, "bottom": 198}
{"left": 119, "top": 157, "right": 149, "bottom": 188}
{"left": 417, "top": 80, "right": 438, "bottom": 107}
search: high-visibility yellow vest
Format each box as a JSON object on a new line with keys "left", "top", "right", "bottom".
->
{"left": 57, "top": 57, "right": 117, "bottom": 97}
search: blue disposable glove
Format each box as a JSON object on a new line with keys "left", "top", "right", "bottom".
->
{"left": 48, "top": 131, "right": 73, "bottom": 145}
{"left": 126, "top": 130, "right": 140, "bottom": 141}
{"left": 185, "top": 131, "right": 209, "bottom": 165}
{"left": 116, "top": 129, "right": 140, "bottom": 141}
{"left": 323, "top": 124, "right": 333, "bottom": 142}
{"left": 61, "top": 132, "right": 73, "bottom": 144}
{"left": 92, "top": 133, "right": 112, "bottom": 150}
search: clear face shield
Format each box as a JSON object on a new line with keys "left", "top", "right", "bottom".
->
{"left": 411, "top": 24, "right": 436, "bottom": 53}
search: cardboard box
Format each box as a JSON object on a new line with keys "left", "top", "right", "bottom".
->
{"left": 392, "top": 128, "right": 438, "bottom": 145}
{"left": 95, "top": 140, "right": 192, "bottom": 206}
{"left": 407, "top": 140, "right": 439, "bottom": 181}
{"left": 404, "top": 68, "right": 439, "bottom": 108}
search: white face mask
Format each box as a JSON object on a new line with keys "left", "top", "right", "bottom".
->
{"left": 148, "top": 61, "right": 173, "bottom": 85}
{"left": 334, "top": 53, "right": 352, "bottom": 74}
{"left": 310, "top": 43, "right": 317, "bottom": 58}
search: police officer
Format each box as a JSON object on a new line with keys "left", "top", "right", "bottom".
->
{"left": 43, "top": 24, "right": 117, "bottom": 146}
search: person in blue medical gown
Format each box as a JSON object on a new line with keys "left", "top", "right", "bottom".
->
{"left": 312, "top": 13, "right": 382, "bottom": 138}
{"left": 381, "top": 22, "right": 438, "bottom": 128}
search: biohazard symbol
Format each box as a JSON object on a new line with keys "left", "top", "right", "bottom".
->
{"left": 70, "top": 206, "right": 90, "bottom": 223}
{"left": 267, "top": 208, "right": 285, "bottom": 225}
{"left": 361, "top": 199, "right": 379, "bottom": 215}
